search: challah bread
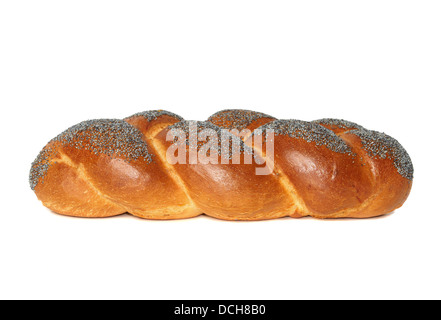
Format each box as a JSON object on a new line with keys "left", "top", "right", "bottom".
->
{"left": 30, "top": 109, "right": 413, "bottom": 220}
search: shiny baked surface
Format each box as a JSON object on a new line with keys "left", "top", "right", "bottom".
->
{"left": 30, "top": 109, "right": 413, "bottom": 220}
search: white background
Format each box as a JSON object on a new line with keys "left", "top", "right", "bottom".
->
{"left": 0, "top": 1, "right": 440, "bottom": 300}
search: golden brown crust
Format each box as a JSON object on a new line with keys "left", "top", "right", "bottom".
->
{"left": 33, "top": 142, "right": 126, "bottom": 218}
{"left": 336, "top": 132, "right": 412, "bottom": 218}
{"left": 124, "top": 110, "right": 201, "bottom": 219}
{"left": 30, "top": 109, "right": 413, "bottom": 220}
{"left": 154, "top": 128, "right": 294, "bottom": 220}
{"left": 254, "top": 134, "right": 375, "bottom": 217}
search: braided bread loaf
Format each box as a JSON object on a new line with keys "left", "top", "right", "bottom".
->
{"left": 30, "top": 109, "right": 413, "bottom": 220}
